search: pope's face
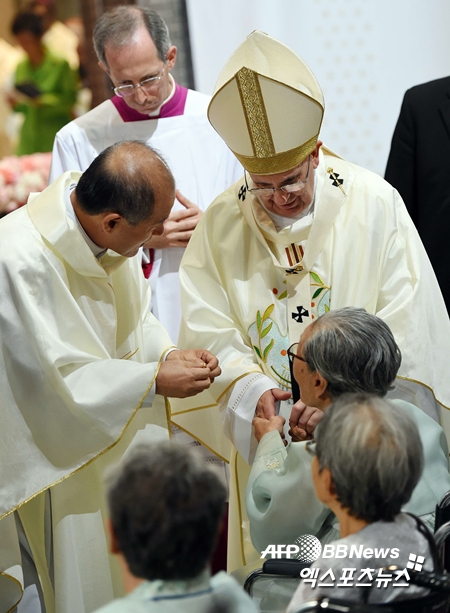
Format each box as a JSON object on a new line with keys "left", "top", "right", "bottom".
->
{"left": 102, "top": 27, "right": 176, "bottom": 115}
{"left": 248, "top": 141, "right": 322, "bottom": 218}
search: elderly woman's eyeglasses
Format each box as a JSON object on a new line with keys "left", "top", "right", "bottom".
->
{"left": 287, "top": 342, "right": 307, "bottom": 365}
{"left": 244, "top": 155, "right": 311, "bottom": 198}
{"left": 112, "top": 66, "right": 165, "bottom": 98}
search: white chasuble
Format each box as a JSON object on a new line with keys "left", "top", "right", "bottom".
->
{"left": 0, "top": 172, "right": 174, "bottom": 612}
{"left": 49, "top": 89, "right": 242, "bottom": 344}
{"left": 172, "top": 148, "right": 450, "bottom": 573}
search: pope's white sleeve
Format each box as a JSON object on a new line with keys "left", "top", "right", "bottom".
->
{"left": 219, "top": 373, "right": 278, "bottom": 464}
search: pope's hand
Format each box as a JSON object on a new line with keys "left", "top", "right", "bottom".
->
{"left": 144, "top": 190, "right": 203, "bottom": 249}
{"left": 255, "top": 388, "right": 291, "bottom": 420}
{"left": 289, "top": 400, "right": 324, "bottom": 442}
{"left": 155, "top": 349, "right": 221, "bottom": 398}
{"left": 253, "top": 415, "right": 287, "bottom": 444}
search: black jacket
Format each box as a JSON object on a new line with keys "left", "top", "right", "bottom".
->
{"left": 385, "top": 76, "right": 450, "bottom": 310}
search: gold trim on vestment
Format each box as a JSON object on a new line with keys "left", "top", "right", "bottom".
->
{"left": 168, "top": 418, "right": 230, "bottom": 464}
{"left": 233, "top": 134, "right": 319, "bottom": 175}
{"left": 165, "top": 398, "right": 172, "bottom": 439}
{"left": 235, "top": 67, "right": 275, "bottom": 159}
{"left": 216, "top": 369, "right": 263, "bottom": 403}
{"left": 0, "top": 571, "right": 23, "bottom": 613}
{"left": 120, "top": 348, "right": 139, "bottom": 360}
{"left": 234, "top": 452, "right": 247, "bottom": 566}
{"left": 396, "top": 375, "right": 450, "bottom": 412}
{"left": 0, "top": 346, "right": 174, "bottom": 522}
{"left": 170, "top": 402, "right": 218, "bottom": 416}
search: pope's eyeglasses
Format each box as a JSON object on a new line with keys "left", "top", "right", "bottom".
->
{"left": 112, "top": 66, "right": 165, "bottom": 98}
{"left": 245, "top": 155, "right": 311, "bottom": 198}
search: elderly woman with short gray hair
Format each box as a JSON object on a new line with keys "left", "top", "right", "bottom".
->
{"left": 246, "top": 307, "right": 450, "bottom": 557}
{"left": 287, "top": 393, "right": 434, "bottom": 607}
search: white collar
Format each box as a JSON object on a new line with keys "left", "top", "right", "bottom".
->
{"left": 65, "top": 184, "right": 106, "bottom": 259}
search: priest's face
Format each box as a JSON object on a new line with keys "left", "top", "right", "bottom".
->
{"left": 101, "top": 27, "right": 177, "bottom": 115}
{"left": 107, "top": 192, "right": 174, "bottom": 258}
{"left": 248, "top": 142, "right": 322, "bottom": 218}
{"left": 111, "top": 215, "right": 166, "bottom": 258}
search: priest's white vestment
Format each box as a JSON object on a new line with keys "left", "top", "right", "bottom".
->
{"left": 49, "top": 85, "right": 242, "bottom": 343}
{"left": 172, "top": 148, "right": 450, "bottom": 572}
{"left": 0, "top": 172, "right": 174, "bottom": 613}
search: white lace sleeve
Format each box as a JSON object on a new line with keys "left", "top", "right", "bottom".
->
{"left": 219, "top": 373, "right": 278, "bottom": 464}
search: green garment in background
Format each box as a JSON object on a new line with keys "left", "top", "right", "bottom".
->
{"left": 14, "top": 49, "right": 77, "bottom": 155}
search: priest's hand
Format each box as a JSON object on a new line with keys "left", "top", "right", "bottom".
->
{"left": 156, "top": 349, "right": 220, "bottom": 398}
{"left": 255, "top": 388, "right": 291, "bottom": 420}
{"left": 253, "top": 415, "right": 287, "bottom": 445}
{"left": 166, "top": 348, "right": 220, "bottom": 380}
{"left": 289, "top": 400, "right": 323, "bottom": 442}
{"left": 144, "top": 190, "right": 203, "bottom": 249}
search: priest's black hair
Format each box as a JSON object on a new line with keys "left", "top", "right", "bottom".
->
{"left": 75, "top": 140, "right": 174, "bottom": 226}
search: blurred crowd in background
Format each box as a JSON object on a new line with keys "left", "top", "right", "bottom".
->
{"left": 0, "top": 0, "right": 89, "bottom": 214}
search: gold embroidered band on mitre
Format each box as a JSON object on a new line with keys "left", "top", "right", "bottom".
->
{"left": 233, "top": 133, "right": 319, "bottom": 175}
{"left": 235, "top": 66, "right": 275, "bottom": 158}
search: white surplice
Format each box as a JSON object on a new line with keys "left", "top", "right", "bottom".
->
{"left": 0, "top": 172, "right": 174, "bottom": 613}
{"left": 49, "top": 88, "right": 242, "bottom": 344}
{"left": 172, "top": 147, "right": 450, "bottom": 572}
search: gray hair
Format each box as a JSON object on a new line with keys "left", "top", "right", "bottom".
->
{"left": 93, "top": 6, "right": 171, "bottom": 68}
{"left": 315, "top": 393, "right": 424, "bottom": 522}
{"left": 106, "top": 441, "right": 227, "bottom": 581}
{"left": 303, "top": 307, "right": 401, "bottom": 399}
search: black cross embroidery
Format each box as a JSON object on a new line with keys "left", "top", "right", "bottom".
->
{"left": 292, "top": 306, "right": 309, "bottom": 323}
{"left": 328, "top": 171, "right": 344, "bottom": 187}
{"left": 238, "top": 185, "right": 247, "bottom": 201}
{"left": 285, "top": 265, "right": 303, "bottom": 275}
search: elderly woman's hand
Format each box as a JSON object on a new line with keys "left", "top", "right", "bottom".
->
{"left": 252, "top": 415, "right": 286, "bottom": 444}
{"left": 289, "top": 401, "right": 324, "bottom": 442}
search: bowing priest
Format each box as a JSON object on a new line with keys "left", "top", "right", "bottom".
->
{"left": 171, "top": 31, "right": 450, "bottom": 573}
{"left": 0, "top": 140, "right": 220, "bottom": 613}
{"left": 49, "top": 5, "right": 242, "bottom": 344}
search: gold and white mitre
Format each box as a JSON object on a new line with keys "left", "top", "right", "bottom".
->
{"left": 207, "top": 30, "right": 325, "bottom": 175}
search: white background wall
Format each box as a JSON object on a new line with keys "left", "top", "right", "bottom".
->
{"left": 186, "top": 0, "right": 450, "bottom": 176}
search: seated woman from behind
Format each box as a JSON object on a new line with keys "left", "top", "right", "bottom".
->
{"left": 287, "top": 393, "right": 435, "bottom": 608}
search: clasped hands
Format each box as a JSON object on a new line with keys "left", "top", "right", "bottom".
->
{"left": 155, "top": 349, "right": 220, "bottom": 398}
{"left": 252, "top": 388, "right": 323, "bottom": 445}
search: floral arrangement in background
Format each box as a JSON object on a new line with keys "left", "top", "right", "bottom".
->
{"left": 0, "top": 152, "right": 51, "bottom": 215}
